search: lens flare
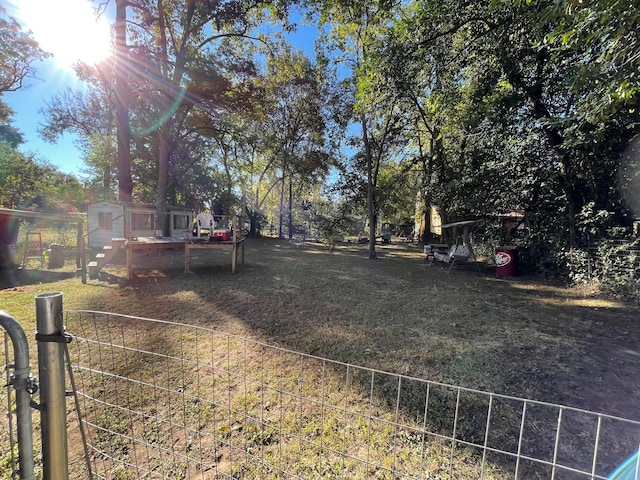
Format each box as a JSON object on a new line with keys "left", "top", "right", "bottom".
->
{"left": 15, "top": 0, "right": 112, "bottom": 68}
{"left": 608, "top": 450, "right": 640, "bottom": 479}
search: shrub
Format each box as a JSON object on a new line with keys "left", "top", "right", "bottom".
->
{"left": 567, "top": 238, "right": 640, "bottom": 300}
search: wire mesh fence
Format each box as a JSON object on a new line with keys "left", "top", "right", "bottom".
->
{"left": 55, "top": 309, "right": 640, "bottom": 479}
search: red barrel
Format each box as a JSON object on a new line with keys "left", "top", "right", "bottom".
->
{"left": 495, "top": 246, "right": 517, "bottom": 276}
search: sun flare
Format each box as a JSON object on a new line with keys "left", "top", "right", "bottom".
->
{"left": 16, "top": 0, "right": 112, "bottom": 68}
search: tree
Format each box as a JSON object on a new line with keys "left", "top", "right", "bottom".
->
{"left": 114, "top": 0, "right": 133, "bottom": 202}
{"left": 472, "top": 1, "right": 640, "bottom": 245}
{"left": 0, "top": 5, "right": 46, "bottom": 156}
{"left": 82, "top": 133, "right": 119, "bottom": 201}
{"left": 0, "top": 143, "right": 40, "bottom": 209}
{"left": 256, "top": 45, "right": 329, "bottom": 238}
{"left": 116, "top": 0, "right": 299, "bottom": 233}
{"left": 0, "top": 6, "right": 48, "bottom": 93}
{"left": 545, "top": 0, "right": 640, "bottom": 130}
{"left": 0, "top": 102, "right": 23, "bottom": 147}
{"left": 376, "top": 0, "right": 640, "bottom": 257}
{"left": 316, "top": 0, "right": 401, "bottom": 258}
{"left": 40, "top": 86, "right": 121, "bottom": 201}
{"left": 0, "top": 143, "right": 85, "bottom": 211}
{"left": 41, "top": 0, "right": 303, "bottom": 230}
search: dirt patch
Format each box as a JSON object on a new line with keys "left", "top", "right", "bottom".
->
{"left": 6, "top": 238, "right": 640, "bottom": 477}
{"left": 84, "top": 238, "right": 640, "bottom": 421}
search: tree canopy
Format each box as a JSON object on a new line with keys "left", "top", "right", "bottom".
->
{"left": 7, "top": 0, "right": 639, "bottom": 274}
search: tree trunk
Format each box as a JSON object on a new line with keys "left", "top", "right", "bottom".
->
{"left": 562, "top": 156, "right": 580, "bottom": 247}
{"left": 115, "top": 0, "right": 133, "bottom": 202}
{"left": 278, "top": 170, "right": 285, "bottom": 238}
{"left": 288, "top": 178, "right": 293, "bottom": 240}
{"left": 362, "top": 115, "right": 377, "bottom": 259}
{"left": 155, "top": 126, "right": 171, "bottom": 235}
{"left": 249, "top": 210, "right": 258, "bottom": 237}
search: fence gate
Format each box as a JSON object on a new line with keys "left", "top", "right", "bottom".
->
{"left": 2, "top": 292, "right": 78, "bottom": 480}
{"left": 1, "top": 310, "right": 35, "bottom": 480}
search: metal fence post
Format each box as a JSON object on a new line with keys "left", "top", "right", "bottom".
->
{"left": 35, "top": 292, "right": 68, "bottom": 480}
{"left": 0, "top": 311, "right": 35, "bottom": 480}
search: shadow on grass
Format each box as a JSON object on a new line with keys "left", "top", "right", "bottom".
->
{"left": 87, "top": 238, "right": 640, "bottom": 414}
{"left": 77, "top": 237, "right": 640, "bottom": 478}
{"left": 0, "top": 267, "right": 76, "bottom": 290}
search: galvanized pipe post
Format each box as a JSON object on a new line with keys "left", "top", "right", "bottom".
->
{"left": 35, "top": 292, "right": 68, "bottom": 480}
{"left": 0, "top": 311, "right": 35, "bottom": 480}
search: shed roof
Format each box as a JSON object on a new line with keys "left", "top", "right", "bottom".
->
{"left": 88, "top": 201, "right": 191, "bottom": 212}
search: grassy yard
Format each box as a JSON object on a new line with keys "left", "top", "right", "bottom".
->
{"left": 1, "top": 237, "right": 639, "bottom": 478}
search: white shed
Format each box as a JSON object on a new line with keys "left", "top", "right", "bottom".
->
{"left": 87, "top": 201, "right": 193, "bottom": 248}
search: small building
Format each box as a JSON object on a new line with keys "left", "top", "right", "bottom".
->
{"left": 87, "top": 201, "right": 193, "bottom": 248}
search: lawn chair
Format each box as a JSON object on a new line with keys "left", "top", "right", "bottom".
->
{"left": 194, "top": 213, "right": 215, "bottom": 239}
{"left": 432, "top": 244, "right": 479, "bottom": 273}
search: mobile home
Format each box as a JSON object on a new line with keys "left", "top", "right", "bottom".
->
{"left": 87, "top": 201, "right": 193, "bottom": 248}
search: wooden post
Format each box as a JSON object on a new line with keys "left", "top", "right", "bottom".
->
{"left": 76, "top": 220, "right": 87, "bottom": 284}
{"left": 126, "top": 243, "right": 133, "bottom": 279}
{"left": 184, "top": 243, "right": 190, "bottom": 274}
{"left": 232, "top": 216, "right": 238, "bottom": 273}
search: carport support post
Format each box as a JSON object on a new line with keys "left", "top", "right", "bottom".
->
{"left": 35, "top": 292, "right": 69, "bottom": 480}
{"left": 77, "top": 219, "right": 86, "bottom": 284}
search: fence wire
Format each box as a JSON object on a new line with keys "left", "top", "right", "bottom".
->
{"left": 62, "top": 309, "right": 640, "bottom": 479}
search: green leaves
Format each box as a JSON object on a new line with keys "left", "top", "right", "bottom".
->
{"left": 0, "top": 6, "right": 49, "bottom": 93}
{"left": 0, "top": 142, "right": 82, "bottom": 211}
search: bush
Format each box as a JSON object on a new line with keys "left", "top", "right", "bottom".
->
{"left": 567, "top": 238, "right": 640, "bottom": 300}
{"left": 566, "top": 248, "right": 592, "bottom": 285}
{"left": 473, "top": 210, "right": 568, "bottom": 276}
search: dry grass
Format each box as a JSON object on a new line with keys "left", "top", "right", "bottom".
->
{"left": 2, "top": 237, "right": 640, "bottom": 478}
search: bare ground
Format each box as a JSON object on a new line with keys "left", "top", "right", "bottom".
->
{"left": 84, "top": 237, "right": 640, "bottom": 422}
{"left": 4, "top": 237, "right": 640, "bottom": 478}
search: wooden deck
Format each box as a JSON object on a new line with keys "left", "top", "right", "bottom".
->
{"left": 125, "top": 235, "right": 246, "bottom": 279}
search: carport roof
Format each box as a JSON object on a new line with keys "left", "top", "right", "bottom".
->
{"left": 0, "top": 207, "right": 83, "bottom": 223}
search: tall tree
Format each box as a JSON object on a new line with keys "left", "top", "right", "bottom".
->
{"left": 119, "top": 0, "right": 297, "bottom": 233}
{"left": 40, "top": 0, "right": 302, "bottom": 229}
{"left": 40, "top": 86, "right": 120, "bottom": 201}
{"left": 382, "top": 0, "right": 640, "bottom": 251}
{"left": 257, "top": 46, "right": 329, "bottom": 238}
{"left": 0, "top": 5, "right": 47, "bottom": 152}
{"left": 0, "top": 6, "right": 48, "bottom": 93}
{"left": 316, "top": 0, "right": 400, "bottom": 258}
{"left": 114, "top": 0, "right": 133, "bottom": 202}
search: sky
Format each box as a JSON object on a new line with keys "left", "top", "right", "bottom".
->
{"left": 2, "top": 0, "right": 320, "bottom": 180}
{"left": 5, "top": 61, "right": 90, "bottom": 177}
{"left": 3, "top": 0, "right": 112, "bottom": 177}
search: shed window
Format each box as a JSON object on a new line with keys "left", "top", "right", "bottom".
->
{"left": 173, "top": 215, "right": 190, "bottom": 230}
{"left": 131, "top": 213, "right": 154, "bottom": 230}
{"left": 98, "top": 212, "right": 113, "bottom": 230}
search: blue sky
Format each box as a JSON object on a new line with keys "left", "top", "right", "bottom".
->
{"left": 3, "top": 0, "right": 111, "bottom": 178}
{"left": 4, "top": 0, "right": 321, "bottom": 179}
{"left": 5, "top": 60, "right": 89, "bottom": 176}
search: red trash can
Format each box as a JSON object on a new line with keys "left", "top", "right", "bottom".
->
{"left": 495, "top": 246, "right": 517, "bottom": 276}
